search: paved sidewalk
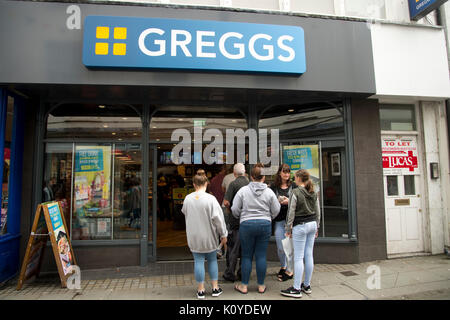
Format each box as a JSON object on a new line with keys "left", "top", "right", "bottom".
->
{"left": 1, "top": 254, "right": 449, "bottom": 300}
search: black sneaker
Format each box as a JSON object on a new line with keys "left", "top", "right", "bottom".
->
{"left": 197, "top": 291, "right": 206, "bottom": 299}
{"left": 281, "top": 286, "right": 302, "bottom": 298}
{"left": 301, "top": 283, "right": 312, "bottom": 294}
{"left": 212, "top": 287, "right": 223, "bottom": 297}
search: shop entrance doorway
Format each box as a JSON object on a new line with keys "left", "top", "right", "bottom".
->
{"left": 382, "top": 135, "right": 425, "bottom": 256}
{"left": 149, "top": 107, "right": 248, "bottom": 261}
{"left": 153, "top": 143, "right": 229, "bottom": 261}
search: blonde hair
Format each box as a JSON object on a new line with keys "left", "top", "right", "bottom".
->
{"left": 193, "top": 174, "right": 208, "bottom": 187}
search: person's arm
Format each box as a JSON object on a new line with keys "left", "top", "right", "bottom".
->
{"left": 285, "top": 192, "right": 297, "bottom": 236}
{"left": 315, "top": 194, "right": 321, "bottom": 230}
{"left": 223, "top": 184, "right": 233, "bottom": 205}
{"left": 181, "top": 198, "right": 187, "bottom": 216}
{"left": 231, "top": 189, "right": 243, "bottom": 219}
{"left": 269, "top": 190, "right": 281, "bottom": 220}
{"left": 211, "top": 200, "right": 228, "bottom": 239}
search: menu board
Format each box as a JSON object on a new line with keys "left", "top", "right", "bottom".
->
{"left": 17, "top": 202, "right": 77, "bottom": 289}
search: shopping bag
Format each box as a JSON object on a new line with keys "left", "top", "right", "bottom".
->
{"left": 281, "top": 237, "right": 294, "bottom": 272}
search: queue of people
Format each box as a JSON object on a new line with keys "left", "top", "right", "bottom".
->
{"left": 181, "top": 163, "right": 320, "bottom": 299}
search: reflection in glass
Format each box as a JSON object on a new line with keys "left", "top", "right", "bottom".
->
{"left": 268, "top": 102, "right": 348, "bottom": 238}
{"left": 46, "top": 103, "right": 142, "bottom": 140}
{"left": 387, "top": 176, "right": 398, "bottom": 196}
{"left": 113, "top": 144, "right": 142, "bottom": 239}
{"left": 45, "top": 143, "right": 143, "bottom": 241}
{"left": 1, "top": 96, "right": 14, "bottom": 235}
{"left": 43, "top": 143, "right": 73, "bottom": 237}
{"left": 259, "top": 102, "right": 344, "bottom": 140}
{"left": 380, "top": 105, "right": 416, "bottom": 131}
{"left": 150, "top": 107, "right": 247, "bottom": 142}
{"left": 404, "top": 175, "right": 415, "bottom": 196}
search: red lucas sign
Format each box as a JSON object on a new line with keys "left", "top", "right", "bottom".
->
{"left": 382, "top": 137, "right": 419, "bottom": 175}
{"left": 382, "top": 151, "right": 418, "bottom": 171}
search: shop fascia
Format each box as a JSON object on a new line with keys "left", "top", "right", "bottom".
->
{"left": 83, "top": 16, "right": 306, "bottom": 74}
{"left": 171, "top": 127, "right": 279, "bottom": 174}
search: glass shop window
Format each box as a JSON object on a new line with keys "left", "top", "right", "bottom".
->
{"left": 44, "top": 104, "right": 143, "bottom": 241}
{"left": 260, "top": 102, "right": 350, "bottom": 239}
{"left": 380, "top": 104, "right": 416, "bottom": 131}
{"left": 1, "top": 96, "right": 14, "bottom": 235}
{"left": 46, "top": 103, "right": 142, "bottom": 141}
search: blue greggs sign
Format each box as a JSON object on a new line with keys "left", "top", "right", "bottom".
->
{"left": 408, "top": 0, "right": 448, "bottom": 21}
{"left": 82, "top": 16, "right": 306, "bottom": 75}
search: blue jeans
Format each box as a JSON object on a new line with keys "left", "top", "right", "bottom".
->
{"left": 274, "top": 220, "right": 287, "bottom": 269}
{"left": 192, "top": 251, "right": 218, "bottom": 284}
{"left": 239, "top": 219, "right": 271, "bottom": 286}
{"left": 292, "top": 221, "right": 317, "bottom": 290}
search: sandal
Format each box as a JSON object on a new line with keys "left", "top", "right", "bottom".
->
{"left": 277, "top": 268, "right": 286, "bottom": 278}
{"left": 278, "top": 272, "right": 293, "bottom": 282}
{"left": 234, "top": 284, "right": 248, "bottom": 294}
{"left": 258, "top": 286, "right": 266, "bottom": 294}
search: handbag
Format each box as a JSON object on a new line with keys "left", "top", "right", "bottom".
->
{"left": 281, "top": 236, "right": 294, "bottom": 272}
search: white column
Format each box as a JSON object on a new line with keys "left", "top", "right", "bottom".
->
{"left": 421, "top": 101, "right": 448, "bottom": 255}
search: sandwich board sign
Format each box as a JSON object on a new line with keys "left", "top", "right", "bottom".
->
{"left": 17, "top": 201, "right": 78, "bottom": 290}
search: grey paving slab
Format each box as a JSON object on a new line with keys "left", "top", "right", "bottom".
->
{"left": 37, "top": 292, "right": 77, "bottom": 300}
{"left": 72, "top": 289, "right": 111, "bottom": 300}
{"left": 106, "top": 288, "right": 148, "bottom": 300}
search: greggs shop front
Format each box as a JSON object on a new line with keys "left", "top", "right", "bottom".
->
{"left": 0, "top": 0, "right": 386, "bottom": 277}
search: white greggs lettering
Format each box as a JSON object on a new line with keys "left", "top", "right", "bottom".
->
{"left": 138, "top": 28, "right": 295, "bottom": 62}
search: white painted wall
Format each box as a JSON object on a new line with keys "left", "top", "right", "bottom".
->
{"left": 371, "top": 23, "right": 450, "bottom": 100}
{"left": 98, "top": 0, "right": 444, "bottom": 25}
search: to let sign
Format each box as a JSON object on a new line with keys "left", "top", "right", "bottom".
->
{"left": 382, "top": 138, "right": 419, "bottom": 175}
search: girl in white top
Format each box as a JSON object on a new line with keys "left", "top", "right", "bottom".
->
{"left": 182, "top": 174, "right": 228, "bottom": 299}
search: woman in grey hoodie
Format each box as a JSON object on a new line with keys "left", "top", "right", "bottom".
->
{"left": 231, "top": 164, "right": 280, "bottom": 294}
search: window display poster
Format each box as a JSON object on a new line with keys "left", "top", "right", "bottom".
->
{"left": 331, "top": 153, "right": 341, "bottom": 176}
{"left": 74, "top": 145, "right": 111, "bottom": 209}
{"left": 48, "top": 202, "right": 73, "bottom": 275}
{"left": 282, "top": 145, "right": 320, "bottom": 181}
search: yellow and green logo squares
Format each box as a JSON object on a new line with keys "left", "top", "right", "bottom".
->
{"left": 94, "top": 26, "right": 127, "bottom": 56}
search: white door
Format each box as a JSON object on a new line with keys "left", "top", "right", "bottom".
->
{"left": 382, "top": 135, "right": 424, "bottom": 256}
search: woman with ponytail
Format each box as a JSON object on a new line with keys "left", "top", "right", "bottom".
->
{"left": 280, "top": 169, "right": 320, "bottom": 298}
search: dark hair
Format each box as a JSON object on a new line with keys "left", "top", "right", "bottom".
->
{"left": 250, "top": 163, "right": 265, "bottom": 181}
{"left": 273, "top": 164, "right": 292, "bottom": 188}
{"left": 295, "top": 169, "right": 314, "bottom": 193}
{"left": 193, "top": 174, "right": 208, "bottom": 187}
{"left": 196, "top": 169, "right": 206, "bottom": 176}
{"left": 57, "top": 231, "right": 68, "bottom": 242}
